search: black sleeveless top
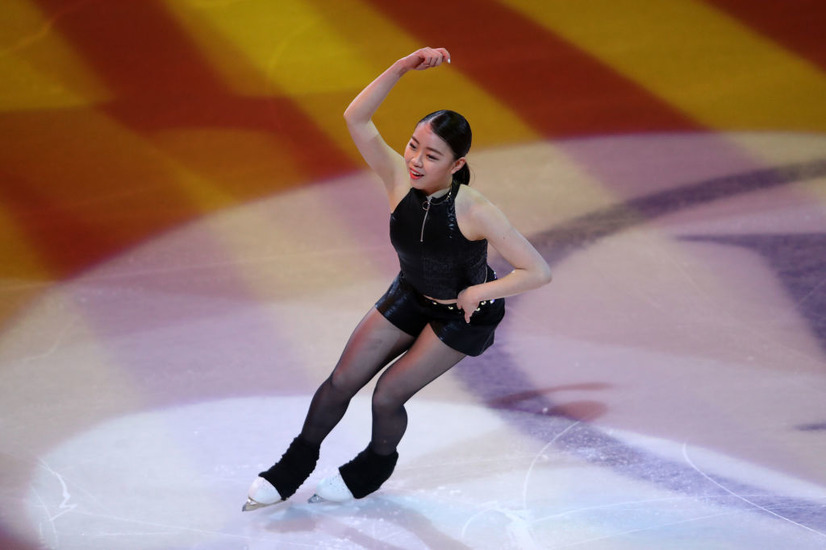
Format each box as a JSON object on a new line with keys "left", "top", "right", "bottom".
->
{"left": 389, "top": 180, "right": 488, "bottom": 300}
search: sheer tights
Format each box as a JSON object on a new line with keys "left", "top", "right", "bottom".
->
{"left": 300, "top": 307, "right": 466, "bottom": 456}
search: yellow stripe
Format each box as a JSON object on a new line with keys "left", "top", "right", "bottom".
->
{"left": 0, "top": 0, "right": 111, "bottom": 111}
{"left": 163, "top": 0, "right": 537, "bottom": 153}
{"left": 500, "top": 0, "right": 826, "bottom": 131}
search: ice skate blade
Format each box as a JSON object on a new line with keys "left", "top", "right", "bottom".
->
{"left": 241, "top": 497, "right": 283, "bottom": 512}
{"left": 308, "top": 494, "right": 326, "bottom": 504}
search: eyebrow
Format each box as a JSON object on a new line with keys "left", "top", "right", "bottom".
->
{"left": 410, "top": 137, "right": 445, "bottom": 156}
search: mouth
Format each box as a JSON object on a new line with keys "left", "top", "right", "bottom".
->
{"left": 409, "top": 168, "right": 423, "bottom": 180}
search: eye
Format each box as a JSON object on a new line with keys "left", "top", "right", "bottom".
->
{"left": 408, "top": 142, "right": 417, "bottom": 150}
{"left": 426, "top": 154, "right": 439, "bottom": 161}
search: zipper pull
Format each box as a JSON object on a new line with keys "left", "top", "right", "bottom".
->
{"left": 420, "top": 198, "right": 431, "bottom": 242}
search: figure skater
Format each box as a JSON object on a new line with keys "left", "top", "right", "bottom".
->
{"left": 243, "top": 47, "right": 552, "bottom": 510}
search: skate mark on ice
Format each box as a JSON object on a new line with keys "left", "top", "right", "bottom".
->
{"left": 460, "top": 501, "right": 540, "bottom": 549}
{"left": 32, "top": 483, "right": 58, "bottom": 549}
{"left": 795, "top": 274, "right": 826, "bottom": 309}
{"left": 501, "top": 508, "right": 541, "bottom": 550}
{"left": 32, "top": 458, "right": 79, "bottom": 548}
{"left": 458, "top": 423, "right": 581, "bottom": 547}
{"left": 457, "top": 159, "right": 826, "bottom": 535}
{"left": 19, "top": 319, "right": 75, "bottom": 367}
{"left": 521, "top": 421, "right": 581, "bottom": 510}
{"left": 34, "top": 454, "right": 278, "bottom": 546}
{"left": 681, "top": 442, "right": 826, "bottom": 538}
{"left": 60, "top": 509, "right": 274, "bottom": 544}
{"left": 37, "top": 458, "right": 77, "bottom": 522}
{"left": 551, "top": 509, "right": 738, "bottom": 549}
{"left": 458, "top": 500, "right": 506, "bottom": 542}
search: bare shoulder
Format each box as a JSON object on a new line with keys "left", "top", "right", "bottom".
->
{"left": 454, "top": 184, "right": 510, "bottom": 241}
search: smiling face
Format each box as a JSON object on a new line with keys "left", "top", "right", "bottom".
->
{"left": 404, "top": 123, "right": 466, "bottom": 195}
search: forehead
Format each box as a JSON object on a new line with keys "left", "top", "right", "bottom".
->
{"left": 410, "top": 123, "right": 450, "bottom": 153}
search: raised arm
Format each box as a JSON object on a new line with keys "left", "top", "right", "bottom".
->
{"left": 344, "top": 47, "right": 451, "bottom": 205}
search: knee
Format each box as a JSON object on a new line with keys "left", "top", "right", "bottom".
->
{"left": 325, "top": 371, "right": 360, "bottom": 400}
{"left": 371, "top": 384, "right": 406, "bottom": 415}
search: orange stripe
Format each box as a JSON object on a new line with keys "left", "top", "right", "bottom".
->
{"left": 502, "top": 0, "right": 826, "bottom": 132}
{"left": 708, "top": 0, "right": 826, "bottom": 71}
{"left": 3, "top": 0, "right": 357, "bottom": 277}
{"left": 363, "top": 0, "right": 703, "bottom": 137}
{"left": 0, "top": 168, "right": 116, "bottom": 278}
{"left": 31, "top": 0, "right": 356, "bottom": 180}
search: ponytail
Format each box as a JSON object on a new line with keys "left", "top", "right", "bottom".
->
{"left": 453, "top": 163, "right": 471, "bottom": 186}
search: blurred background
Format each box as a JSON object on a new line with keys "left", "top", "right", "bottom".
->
{"left": 3, "top": 0, "right": 824, "bottom": 315}
{"left": 2, "top": 1, "right": 825, "bottom": 549}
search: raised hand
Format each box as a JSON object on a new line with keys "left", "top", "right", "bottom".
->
{"left": 400, "top": 47, "right": 451, "bottom": 71}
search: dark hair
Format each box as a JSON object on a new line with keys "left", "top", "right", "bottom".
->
{"left": 418, "top": 110, "right": 472, "bottom": 185}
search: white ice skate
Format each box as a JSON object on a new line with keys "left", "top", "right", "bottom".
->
{"left": 242, "top": 476, "right": 284, "bottom": 511}
{"left": 308, "top": 472, "right": 354, "bottom": 503}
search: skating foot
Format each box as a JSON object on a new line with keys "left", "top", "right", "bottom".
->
{"left": 242, "top": 476, "right": 283, "bottom": 512}
{"left": 242, "top": 496, "right": 284, "bottom": 512}
{"left": 311, "top": 472, "right": 355, "bottom": 503}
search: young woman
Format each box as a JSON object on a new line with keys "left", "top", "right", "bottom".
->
{"left": 243, "top": 47, "right": 552, "bottom": 510}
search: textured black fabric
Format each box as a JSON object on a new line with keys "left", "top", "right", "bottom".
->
{"left": 339, "top": 447, "right": 399, "bottom": 499}
{"left": 390, "top": 180, "right": 488, "bottom": 300}
{"left": 375, "top": 268, "right": 505, "bottom": 356}
{"left": 258, "top": 436, "right": 320, "bottom": 500}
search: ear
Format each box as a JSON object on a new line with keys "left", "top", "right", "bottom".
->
{"left": 450, "top": 157, "right": 466, "bottom": 174}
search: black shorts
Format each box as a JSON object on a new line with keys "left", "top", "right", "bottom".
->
{"left": 375, "top": 270, "right": 505, "bottom": 357}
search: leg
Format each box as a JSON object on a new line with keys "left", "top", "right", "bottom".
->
{"left": 313, "top": 326, "right": 466, "bottom": 502}
{"left": 245, "top": 307, "right": 415, "bottom": 510}
{"left": 300, "top": 307, "right": 417, "bottom": 444}
{"left": 369, "top": 324, "right": 466, "bottom": 454}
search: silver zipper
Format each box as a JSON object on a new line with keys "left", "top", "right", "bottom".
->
{"left": 420, "top": 198, "right": 431, "bottom": 242}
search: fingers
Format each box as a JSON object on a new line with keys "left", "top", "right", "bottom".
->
{"left": 434, "top": 47, "right": 451, "bottom": 64}
{"left": 413, "top": 47, "right": 451, "bottom": 70}
{"left": 456, "top": 288, "right": 476, "bottom": 323}
{"left": 457, "top": 300, "right": 476, "bottom": 323}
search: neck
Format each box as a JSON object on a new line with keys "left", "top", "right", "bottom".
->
{"left": 426, "top": 186, "right": 451, "bottom": 199}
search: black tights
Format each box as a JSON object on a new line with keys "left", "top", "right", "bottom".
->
{"left": 300, "top": 307, "right": 466, "bottom": 456}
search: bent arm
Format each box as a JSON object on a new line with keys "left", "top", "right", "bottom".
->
{"left": 456, "top": 198, "right": 552, "bottom": 321}
{"left": 343, "top": 48, "right": 450, "bottom": 204}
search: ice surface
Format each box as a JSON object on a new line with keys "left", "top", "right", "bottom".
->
{"left": 2, "top": 134, "right": 826, "bottom": 549}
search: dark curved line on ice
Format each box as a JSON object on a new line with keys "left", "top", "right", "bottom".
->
{"left": 457, "top": 158, "right": 826, "bottom": 534}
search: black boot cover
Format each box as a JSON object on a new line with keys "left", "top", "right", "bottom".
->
{"left": 259, "top": 436, "right": 320, "bottom": 500}
{"left": 339, "top": 446, "right": 399, "bottom": 499}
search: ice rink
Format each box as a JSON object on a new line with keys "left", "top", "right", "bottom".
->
{"left": 2, "top": 2, "right": 825, "bottom": 549}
